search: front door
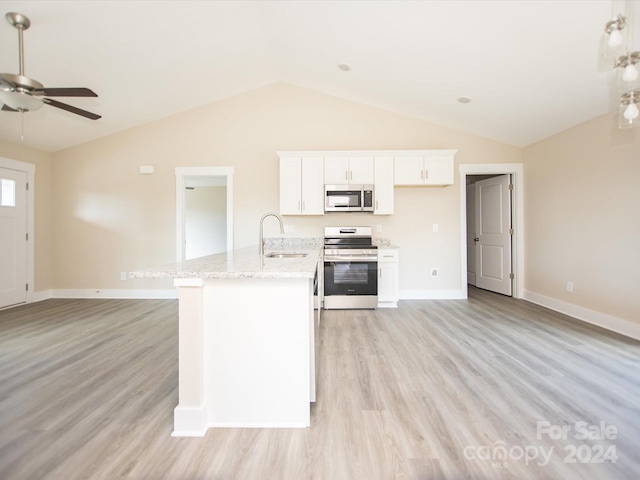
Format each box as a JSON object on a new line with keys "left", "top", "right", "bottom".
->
{"left": 0, "top": 167, "right": 28, "bottom": 308}
{"left": 475, "top": 174, "right": 512, "bottom": 296}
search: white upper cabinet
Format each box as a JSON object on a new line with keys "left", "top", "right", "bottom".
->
{"left": 394, "top": 150, "right": 457, "bottom": 186}
{"left": 324, "top": 156, "right": 373, "bottom": 185}
{"left": 279, "top": 156, "right": 324, "bottom": 215}
{"left": 279, "top": 149, "right": 456, "bottom": 217}
{"left": 374, "top": 156, "right": 394, "bottom": 215}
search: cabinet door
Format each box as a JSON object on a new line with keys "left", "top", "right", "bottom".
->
{"left": 301, "top": 157, "right": 324, "bottom": 214}
{"left": 378, "top": 263, "right": 396, "bottom": 302}
{"left": 324, "top": 157, "right": 349, "bottom": 184}
{"left": 279, "top": 157, "right": 302, "bottom": 215}
{"left": 378, "top": 249, "right": 399, "bottom": 306}
{"left": 424, "top": 155, "right": 454, "bottom": 186}
{"left": 374, "top": 156, "right": 394, "bottom": 215}
{"left": 349, "top": 156, "right": 374, "bottom": 184}
{"left": 393, "top": 156, "right": 424, "bottom": 185}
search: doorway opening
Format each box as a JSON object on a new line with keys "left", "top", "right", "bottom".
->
{"left": 467, "top": 174, "right": 513, "bottom": 296}
{"left": 459, "top": 163, "right": 524, "bottom": 299}
{"left": 175, "top": 167, "right": 234, "bottom": 262}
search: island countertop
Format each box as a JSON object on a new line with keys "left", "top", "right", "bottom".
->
{"left": 129, "top": 245, "right": 322, "bottom": 280}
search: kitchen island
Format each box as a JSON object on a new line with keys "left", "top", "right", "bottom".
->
{"left": 130, "top": 245, "right": 322, "bottom": 436}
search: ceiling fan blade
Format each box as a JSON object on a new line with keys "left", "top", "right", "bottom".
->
{"left": 42, "top": 98, "right": 101, "bottom": 120}
{"left": 34, "top": 87, "right": 98, "bottom": 97}
{"left": 2, "top": 104, "right": 19, "bottom": 112}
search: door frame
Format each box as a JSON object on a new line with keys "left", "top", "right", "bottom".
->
{"left": 459, "top": 163, "right": 524, "bottom": 299}
{"left": 175, "top": 166, "right": 234, "bottom": 262}
{"left": 0, "top": 156, "right": 35, "bottom": 306}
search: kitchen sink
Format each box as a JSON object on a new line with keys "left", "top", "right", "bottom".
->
{"left": 264, "top": 252, "right": 308, "bottom": 258}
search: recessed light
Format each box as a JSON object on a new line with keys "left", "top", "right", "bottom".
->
{"left": 457, "top": 96, "right": 472, "bottom": 104}
{"left": 338, "top": 63, "right": 351, "bottom": 72}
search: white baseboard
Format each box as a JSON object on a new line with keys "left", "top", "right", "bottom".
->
{"left": 50, "top": 289, "right": 178, "bottom": 299}
{"left": 172, "top": 405, "right": 208, "bottom": 437}
{"left": 400, "top": 289, "right": 466, "bottom": 300}
{"left": 29, "top": 290, "right": 53, "bottom": 303}
{"left": 523, "top": 290, "right": 640, "bottom": 341}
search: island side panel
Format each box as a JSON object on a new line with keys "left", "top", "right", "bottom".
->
{"left": 203, "top": 276, "right": 312, "bottom": 428}
{"left": 172, "top": 278, "right": 208, "bottom": 437}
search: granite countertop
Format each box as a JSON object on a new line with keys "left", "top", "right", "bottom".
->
{"left": 129, "top": 245, "right": 322, "bottom": 280}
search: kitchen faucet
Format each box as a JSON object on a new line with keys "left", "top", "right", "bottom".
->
{"left": 259, "top": 212, "right": 284, "bottom": 255}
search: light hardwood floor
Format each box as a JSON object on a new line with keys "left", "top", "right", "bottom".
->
{"left": 0, "top": 288, "right": 638, "bottom": 479}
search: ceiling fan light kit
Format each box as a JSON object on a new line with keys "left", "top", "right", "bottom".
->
{"left": 0, "top": 11, "right": 101, "bottom": 126}
{"left": 602, "top": 1, "right": 640, "bottom": 128}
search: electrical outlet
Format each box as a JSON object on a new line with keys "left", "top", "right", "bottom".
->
{"left": 120, "top": 272, "right": 127, "bottom": 281}
{"left": 376, "top": 224, "right": 382, "bottom": 233}
{"left": 433, "top": 223, "right": 439, "bottom": 232}
{"left": 431, "top": 269, "right": 439, "bottom": 277}
{"left": 566, "top": 281, "right": 573, "bottom": 293}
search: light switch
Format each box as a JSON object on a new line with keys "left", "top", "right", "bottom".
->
{"left": 139, "top": 165, "right": 154, "bottom": 174}
{"left": 433, "top": 223, "right": 439, "bottom": 232}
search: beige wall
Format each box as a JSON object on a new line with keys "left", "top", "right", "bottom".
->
{"left": 523, "top": 112, "right": 640, "bottom": 324}
{"left": 48, "top": 83, "right": 521, "bottom": 293}
{"left": 2, "top": 82, "right": 635, "bottom": 328}
{"left": 0, "top": 140, "right": 52, "bottom": 292}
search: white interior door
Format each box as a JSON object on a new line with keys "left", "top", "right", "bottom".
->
{"left": 466, "top": 183, "right": 477, "bottom": 286}
{"left": 0, "top": 168, "right": 28, "bottom": 308}
{"left": 475, "top": 174, "right": 512, "bottom": 296}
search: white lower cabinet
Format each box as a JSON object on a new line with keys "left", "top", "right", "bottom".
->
{"left": 378, "top": 248, "right": 399, "bottom": 308}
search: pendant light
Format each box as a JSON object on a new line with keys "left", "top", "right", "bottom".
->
{"left": 603, "top": 1, "right": 640, "bottom": 128}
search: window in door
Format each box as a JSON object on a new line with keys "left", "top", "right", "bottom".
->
{"left": 1, "top": 178, "right": 16, "bottom": 207}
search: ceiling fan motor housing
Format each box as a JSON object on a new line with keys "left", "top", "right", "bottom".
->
{"left": 0, "top": 12, "right": 101, "bottom": 119}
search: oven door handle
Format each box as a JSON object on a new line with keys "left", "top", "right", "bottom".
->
{"left": 324, "top": 255, "right": 378, "bottom": 262}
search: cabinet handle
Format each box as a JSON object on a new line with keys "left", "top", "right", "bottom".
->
{"left": 298, "top": 201, "right": 301, "bottom": 212}
{"left": 302, "top": 200, "right": 306, "bottom": 211}
{"left": 375, "top": 200, "right": 379, "bottom": 210}
{"left": 420, "top": 169, "right": 424, "bottom": 180}
{"left": 425, "top": 169, "right": 428, "bottom": 180}
{"left": 379, "top": 269, "right": 382, "bottom": 278}
{"left": 345, "top": 171, "right": 348, "bottom": 181}
{"left": 350, "top": 170, "right": 353, "bottom": 181}
{"left": 383, "top": 255, "right": 393, "bottom": 258}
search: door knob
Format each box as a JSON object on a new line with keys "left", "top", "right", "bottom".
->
{"left": 474, "top": 237, "right": 480, "bottom": 242}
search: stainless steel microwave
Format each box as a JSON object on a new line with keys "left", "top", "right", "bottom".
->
{"left": 324, "top": 185, "right": 374, "bottom": 212}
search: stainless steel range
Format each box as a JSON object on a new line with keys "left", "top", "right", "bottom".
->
{"left": 323, "top": 226, "right": 378, "bottom": 309}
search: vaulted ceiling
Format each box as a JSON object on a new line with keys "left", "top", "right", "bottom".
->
{"left": 0, "top": 1, "right": 634, "bottom": 152}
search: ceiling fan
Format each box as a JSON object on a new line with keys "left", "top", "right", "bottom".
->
{"left": 0, "top": 12, "right": 101, "bottom": 120}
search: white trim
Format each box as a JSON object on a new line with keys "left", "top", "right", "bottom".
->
{"left": 400, "top": 289, "right": 466, "bottom": 300}
{"left": 459, "top": 163, "right": 524, "bottom": 299}
{"left": 208, "top": 421, "right": 310, "bottom": 429}
{"left": 175, "top": 167, "right": 234, "bottom": 263}
{"left": 51, "top": 289, "right": 177, "bottom": 299}
{"left": 0, "top": 156, "right": 35, "bottom": 305}
{"left": 172, "top": 405, "right": 209, "bottom": 437}
{"left": 31, "top": 290, "right": 52, "bottom": 303}
{"left": 523, "top": 290, "right": 640, "bottom": 341}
